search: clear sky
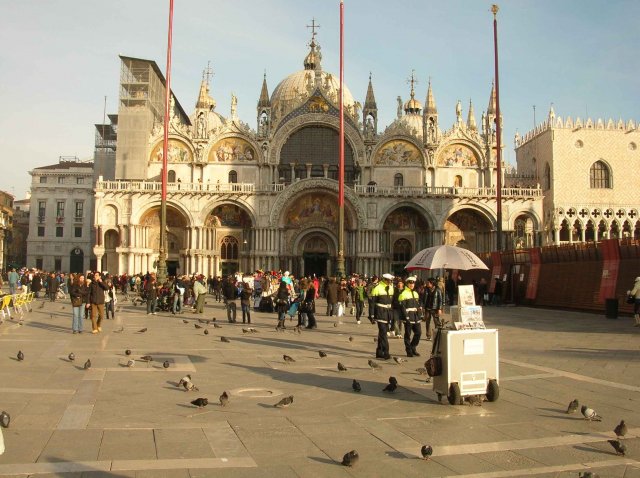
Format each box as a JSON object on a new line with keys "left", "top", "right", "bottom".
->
{"left": 1, "top": 0, "right": 638, "bottom": 200}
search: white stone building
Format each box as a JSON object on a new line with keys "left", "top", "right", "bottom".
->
{"left": 515, "top": 108, "right": 640, "bottom": 244}
{"left": 93, "top": 34, "right": 543, "bottom": 277}
{"left": 26, "top": 158, "right": 95, "bottom": 272}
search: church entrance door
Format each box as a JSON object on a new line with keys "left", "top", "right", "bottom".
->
{"left": 303, "top": 252, "right": 328, "bottom": 278}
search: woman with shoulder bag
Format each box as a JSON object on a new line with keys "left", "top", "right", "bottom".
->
{"left": 303, "top": 280, "right": 317, "bottom": 329}
{"left": 275, "top": 280, "right": 290, "bottom": 330}
{"left": 69, "top": 275, "right": 85, "bottom": 334}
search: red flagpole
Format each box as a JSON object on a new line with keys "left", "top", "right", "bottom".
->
{"left": 336, "top": 0, "right": 346, "bottom": 277}
{"left": 158, "top": 0, "right": 174, "bottom": 283}
{"left": 492, "top": 4, "right": 503, "bottom": 251}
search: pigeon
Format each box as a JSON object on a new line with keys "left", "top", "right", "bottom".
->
{"left": 125, "top": 349, "right": 132, "bottom": 356}
{"left": 579, "top": 472, "right": 599, "bottom": 478}
{"left": 581, "top": 405, "right": 602, "bottom": 421}
{"left": 283, "top": 354, "right": 295, "bottom": 363}
{"left": 17, "top": 350, "right": 24, "bottom": 361}
{"left": 337, "top": 362, "right": 348, "bottom": 372}
{"left": 204, "top": 329, "right": 209, "bottom": 335}
{"left": 221, "top": 336, "right": 230, "bottom": 343}
{"left": 184, "top": 381, "right": 198, "bottom": 392}
{"left": 191, "top": 397, "right": 209, "bottom": 408}
{"left": 194, "top": 324, "right": 202, "bottom": 329}
{"left": 138, "top": 328, "right": 148, "bottom": 333}
{"left": 352, "top": 379, "right": 361, "bottom": 392}
{"left": 393, "top": 357, "right": 407, "bottom": 365}
{"left": 607, "top": 439, "right": 626, "bottom": 456}
{"left": 126, "top": 359, "right": 135, "bottom": 368}
{"left": 383, "top": 382, "right": 397, "bottom": 393}
{"left": 83, "top": 359, "right": 91, "bottom": 370}
{"left": 213, "top": 323, "right": 222, "bottom": 329}
{"left": 198, "top": 319, "right": 210, "bottom": 324}
{"left": 348, "top": 336, "right": 354, "bottom": 342}
{"left": 68, "top": 353, "right": 75, "bottom": 362}
{"left": 341, "top": 450, "right": 359, "bottom": 467}
{"left": 0, "top": 411, "right": 10, "bottom": 428}
{"left": 140, "top": 355, "right": 153, "bottom": 362}
{"left": 242, "top": 328, "right": 250, "bottom": 334}
{"left": 248, "top": 327, "right": 258, "bottom": 333}
{"left": 163, "top": 360, "right": 170, "bottom": 369}
{"left": 274, "top": 395, "right": 294, "bottom": 408}
{"left": 566, "top": 398, "right": 579, "bottom": 414}
{"left": 113, "top": 326, "right": 124, "bottom": 333}
{"left": 178, "top": 374, "right": 192, "bottom": 388}
{"left": 389, "top": 376, "right": 398, "bottom": 385}
{"left": 318, "top": 351, "right": 327, "bottom": 358}
{"left": 367, "top": 359, "right": 381, "bottom": 371}
{"left": 415, "top": 367, "right": 427, "bottom": 375}
{"left": 614, "top": 420, "right": 627, "bottom": 438}
{"left": 219, "top": 391, "right": 229, "bottom": 407}
{"left": 333, "top": 322, "right": 338, "bottom": 327}
{"left": 420, "top": 445, "right": 433, "bottom": 460}
{"left": 182, "top": 320, "right": 189, "bottom": 324}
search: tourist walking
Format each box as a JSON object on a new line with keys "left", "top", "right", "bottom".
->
{"left": 7, "top": 268, "right": 19, "bottom": 295}
{"left": 193, "top": 275, "right": 207, "bottom": 314}
{"left": 89, "top": 272, "right": 109, "bottom": 333}
{"left": 275, "top": 280, "right": 290, "bottom": 330}
{"left": 628, "top": 276, "right": 640, "bottom": 327}
{"left": 240, "top": 281, "right": 253, "bottom": 324}
{"left": 325, "top": 277, "right": 338, "bottom": 316}
{"left": 222, "top": 276, "right": 238, "bottom": 322}
{"left": 145, "top": 274, "right": 159, "bottom": 315}
{"left": 69, "top": 274, "right": 85, "bottom": 334}
{"left": 353, "top": 279, "right": 366, "bottom": 325}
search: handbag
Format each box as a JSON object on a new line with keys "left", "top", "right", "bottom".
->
{"left": 627, "top": 295, "right": 635, "bottom": 304}
{"left": 71, "top": 296, "right": 82, "bottom": 307}
{"left": 426, "top": 328, "right": 443, "bottom": 377}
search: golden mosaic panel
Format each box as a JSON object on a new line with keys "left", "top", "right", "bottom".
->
{"left": 374, "top": 140, "right": 421, "bottom": 165}
{"left": 150, "top": 139, "right": 192, "bottom": 163}
{"left": 437, "top": 144, "right": 478, "bottom": 167}
{"left": 209, "top": 137, "right": 256, "bottom": 162}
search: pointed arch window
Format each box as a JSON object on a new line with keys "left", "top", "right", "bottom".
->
{"left": 590, "top": 160, "right": 611, "bottom": 188}
{"left": 393, "top": 173, "right": 404, "bottom": 187}
{"left": 543, "top": 163, "right": 551, "bottom": 190}
{"left": 392, "top": 238, "right": 412, "bottom": 262}
{"left": 220, "top": 236, "right": 239, "bottom": 260}
{"left": 228, "top": 170, "right": 238, "bottom": 184}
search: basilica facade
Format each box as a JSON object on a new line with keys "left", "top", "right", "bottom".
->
{"left": 93, "top": 34, "right": 542, "bottom": 278}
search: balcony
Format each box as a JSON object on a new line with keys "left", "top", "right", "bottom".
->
{"left": 55, "top": 216, "right": 65, "bottom": 224}
{"left": 37, "top": 215, "right": 45, "bottom": 224}
{"left": 74, "top": 216, "right": 84, "bottom": 223}
{"left": 353, "top": 185, "right": 543, "bottom": 199}
{"left": 96, "top": 180, "right": 285, "bottom": 195}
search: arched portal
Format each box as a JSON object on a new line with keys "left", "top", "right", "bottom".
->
{"left": 140, "top": 206, "right": 188, "bottom": 275}
{"left": 204, "top": 203, "right": 253, "bottom": 276}
{"left": 513, "top": 214, "right": 535, "bottom": 249}
{"left": 104, "top": 230, "right": 119, "bottom": 274}
{"left": 69, "top": 247, "right": 84, "bottom": 274}
{"left": 301, "top": 233, "right": 334, "bottom": 278}
{"left": 444, "top": 208, "right": 493, "bottom": 253}
{"left": 383, "top": 206, "right": 430, "bottom": 273}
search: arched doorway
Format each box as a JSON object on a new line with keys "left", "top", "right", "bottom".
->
{"left": 69, "top": 247, "right": 84, "bottom": 274}
{"left": 104, "top": 230, "right": 119, "bottom": 274}
{"left": 220, "top": 236, "right": 239, "bottom": 277}
{"left": 513, "top": 214, "right": 535, "bottom": 249}
{"left": 205, "top": 203, "right": 253, "bottom": 276}
{"left": 383, "top": 206, "right": 430, "bottom": 269}
{"left": 140, "top": 206, "right": 188, "bottom": 275}
{"left": 302, "top": 234, "right": 331, "bottom": 278}
{"left": 444, "top": 208, "right": 493, "bottom": 253}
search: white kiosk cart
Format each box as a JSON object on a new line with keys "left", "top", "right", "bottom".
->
{"left": 430, "top": 285, "right": 500, "bottom": 405}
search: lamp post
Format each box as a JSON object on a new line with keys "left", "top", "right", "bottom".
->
{"left": 157, "top": 0, "right": 174, "bottom": 284}
{"left": 492, "top": 4, "right": 503, "bottom": 251}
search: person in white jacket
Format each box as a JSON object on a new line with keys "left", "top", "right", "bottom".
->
{"left": 627, "top": 276, "right": 640, "bottom": 327}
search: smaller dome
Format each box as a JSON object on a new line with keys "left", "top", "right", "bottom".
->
{"left": 399, "top": 114, "right": 423, "bottom": 138}
{"left": 404, "top": 97, "right": 422, "bottom": 113}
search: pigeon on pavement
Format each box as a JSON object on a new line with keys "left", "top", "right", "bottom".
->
{"left": 178, "top": 375, "right": 192, "bottom": 388}
{"left": 68, "top": 353, "right": 75, "bottom": 362}
{"left": 614, "top": 420, "right": 627, "bottom": 438}
{"left": 198, "top": 319, "right": 210, "bottom": 324}
{"left": 221, "top": 336, "right": 230, "bottom": 343}
{"left": 204, "top": 329, "right": 209, "bottom": 335}
{"left": 352, "top": 379, "right": 361, "bottom": 392}
{"left": 242, "top": 328, "right": 250, "bottom": 334}
{"left": 420, "top": 445, "right": 433, "bottom": 460}
{"left": 213, "top": 323, "right": 222, "bottom": 329}
{"left": 182, "top": 319, "right": 189, "bottom": 324}
{"left": 126, "top": 359, "right": 135, "bottom": 368}
{"left": 138, "top": 328, "right": 148, "bottom": 333}
{"left": 194, "top": 324, "right": 202, "bottom": 329}
{"left": 415, "top": 367, "right": 427, "bottom": 375}
{"left": 383, "top": 382, "right": 397, "bottom": 393}
{"left": 337, "top": 362, "right": 348, "bottom": 372}
{"left": 566, "top": 399, "right": 579, "bottom": 414}
{"left": 163, "top": 360, "right": 170, "bottom": 368}
{"left": 283, "top": 354, "right": 295, "bottom": 363}
{"left": 393, "top": 357, "right": 406, "bottom": 365}
{"left": 219, "top": 391, "right": 229, "bottom": 407}
{"left": 125, "top": 349, "right": 132, "bottom": 356}
{"left": 0, "top": 411, "right": 10, "bottom": 428}
{"left": 389, "top": 376, "right": 398, "bottom": 385}
{"left": 341, "top": 450, "right": 359, "bottom": 467}
{"left": 274, "top": 395, "right": 294, "bottom": 408}
{"left": 348, "top": 336, "right": 354, "bottom": 342}
{"left": 607, "top": 439, "right": 626, "bottom": 456}
{"left": 17, "top": 350, "right": 24, "bottom": 361}
{"left": 84, "top": 359, "right": 91, "bottom": 370}
{"left": 581, "top": 405, "right": 602, "bottom": 421}
{"left": 248, "top": 327, "right": 258, "bottom": 333}
{"left": 191, "top": 398, "right": 208, "bottom": 408}
{"left": 368, "top": 359, "right": 381, "bottom": 371}
{"left": 113, "top": 326, "right": 124, "bottom": 333}
{"left": 140, "top": 355, "right": 153, "bottom": 362}
{"left": 318, "top": 351, "right": 327, "bottom": 358}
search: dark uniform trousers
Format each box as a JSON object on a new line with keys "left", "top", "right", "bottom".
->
{"left": 404, "top": 316, "right": 422, "bottom": 356}
{"left": 375, "top": 308, "right": 393, "bottom": 359}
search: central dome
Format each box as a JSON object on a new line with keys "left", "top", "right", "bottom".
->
{"left": 270, "top": 37, "right": 357, "bottom": 121}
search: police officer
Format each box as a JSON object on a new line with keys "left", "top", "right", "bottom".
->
{"left": 371, "top": 273, "right": 395, "bottom": 360}
{"left": 399, "top": 276, "right": 422, "bottom": 357}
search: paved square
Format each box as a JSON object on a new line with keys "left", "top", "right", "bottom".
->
{"left": 0, "top": 296, "right": 638, "bottom": 477}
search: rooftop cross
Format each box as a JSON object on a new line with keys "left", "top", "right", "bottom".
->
{"left": 202, "top": 61, "right": 214, "bottom": 84}
{"left": 406, "top": 70, "right": 418, "bottom": 98}
{"left": 306, "top": 17, "right": 321, "bottom": 43}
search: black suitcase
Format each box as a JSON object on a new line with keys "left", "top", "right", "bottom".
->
{"left": 259, "top": 297, "right": 274, "bottom": 313}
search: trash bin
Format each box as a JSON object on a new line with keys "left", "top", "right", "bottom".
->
{"left": 605, "top": 298, "right": 618, "bottom": 319}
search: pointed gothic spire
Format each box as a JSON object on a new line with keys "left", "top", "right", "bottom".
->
{"left": 548, "top": 102, "right": 555, "bottom": 123}
{"left": 487, "top": 81, "right": 496, "bottom": 115}
{"left": 467, "top": 99, "right": 477, "bottom": 130}
{"left": 424, "top": 77, "right": 437, "bottom": 114}
{"left": 196, "top": 64, "right": 216, "bottom": 110}
{"left": 258, "top": 71, "right": 270, "bottom": 108}
{"left": 364, "top": 72, "right": 377, "bottom": 110}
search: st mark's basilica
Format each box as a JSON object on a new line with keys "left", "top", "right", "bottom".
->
{"left": 92, "top": 30, "right": 543, "bottom": 278}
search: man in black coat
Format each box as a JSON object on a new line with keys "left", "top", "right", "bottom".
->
{"left": 222, "top": 276, "right": 238, "bottom": 323}
{"left": 89, "top": 272, "right": 109, "bottom": 333}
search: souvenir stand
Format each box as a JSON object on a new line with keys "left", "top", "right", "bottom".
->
{"left": 431, "top": 285, "right": 500, "bottom": 405}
